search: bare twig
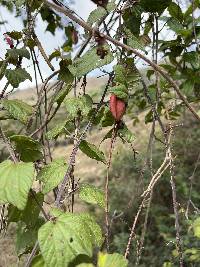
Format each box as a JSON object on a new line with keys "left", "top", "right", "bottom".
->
{"left": 105, "top": 124, "right": 118, "bottom": 251}
{"left": 24, "top": 241, "right": 39, "bottom": 267}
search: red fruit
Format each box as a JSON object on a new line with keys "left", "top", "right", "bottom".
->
{"left": 110, "top": 94, "right": 126, "bottom": 121}
{"left": 4, "top": 35, "right": 14, "bottom": 49}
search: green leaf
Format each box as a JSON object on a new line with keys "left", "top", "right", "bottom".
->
{"left": 8, "top": 192, "right": 44, "bottom": 228}
{"left": 14, "top": 0, "right": 26, "bottom": 8}
{"left": 101, "top": 107, "right": 115, "bottom": 127}
{"left": 125, "top": 28, "right": 146, "bottom": 52}
{"left": 0, "top": 60, "right": 8, "bottom": 80}
{"left": 193, "top": 217, "right": 200, "bottom": 238}
{"left": 87, "top": 6, "right": 107, "bottom": 25}
{"left": 114, "top": 65, "right": 127, "bottom": 85}
{"left": 123, "top": 5, "right": 141, "bottom": 36}
{"left": 97, "top": 252, "right": 128, "bottom": 267}
{"left": 101, "top": 128, "right": 113, "bottom": 143}
{"left": 79, "top": 184, "right": 105, "bottom": 208}
{"left": 5, "top": 68, "right": 32, "bottom": 88}
{"left": 58, "top": 60, "right": 74, "bottom": 84}
{"left": 1, "top": 99, "right": 33, "bottom": 124}
{"left": 65, "top": 97, "right": 80, "bottom": 117}
{"left": 118, "top": 124, "right": 135, "bottom": 144}
{"left": 37, "top": 158, "right": 67, "bottom": 194}
{"left": 168, "top": 2, "right": 183, "bottom": 23}
{"left": 16, "top": 220, "right": 43, "bottom": 257}
{"left": 54, "top": 84, "right": 72, "bottom": 105}
{"left": 65, "top": 94, "right": 93, "bottom": 118}
{"left": 7, "top": 31, "right": 22, "bottom": 40}
{"left": 69, "top": 46, "right": 114, "bottom": 78}
{"left": 0, "top": 160, "right": 34, "bottom": 210}
{"left": 16, "top": 221, "right": 36, "bottom": 257}
{"left": 0, "top": 109, "right": 13, "bottom": 120}
{"left": 31, "top": 255, "right": 46, "bottom": 267}
{"left": 49, "top": 50, "right": 61, "bottom": 62}
{"left": 46, "top": 120, "right": 68, "bottom": 140}
{"left": 145, "top": 109, "right": 154, "bottom": 124}
{"left": 10, "top": 135, "right": 43, "bottom": 162}
{"left": 181, "top": 80, "right": 194, "bottom": 98}
{"left": 183, "top": 52, "right": 200, "bottom": 69}
{"left": 38, "top": 209, "right": 103, "bottom": 267}
{"left": 108, "top": 85, "right": 128, "bottom": 102}
{"left": 87, "top": 2, "right": 116, "bottom": 25}
{"left": 147, "top": 69, "right": 155, "bottom": 80}
{"left": 140, "top": 0, "right": 172, "bottom": 13}
{"left": 79, "top": 140, "right": 106, "bottom": 163}
{"left": 167, "top": 18, "right": 185, "bottom": 34}
{"left": 7, "top": 47, "right": 30, "bottom": 60}
{"left": 80, "top": 94, "right": 93, "bottom": 116}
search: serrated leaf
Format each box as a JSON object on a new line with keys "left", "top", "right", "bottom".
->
{"left": 65, "top": 97, "right": 80, "bottom": 117}
{"left": 5, "top": 68, "right": 32, "bottom": 88}
{"left": 97, "top": 252, "right": 128, "bottom": 267}
{"left": 80, "top": 94, "right": 93, "bottom": 116}
{"left": 37, "top": 158, "right": 67, "bottom": 194}
{"left": 87, "top": 2, "right": 116, "bottom": 25}
{"left": 69, "top": 46, "right": 114, "bottom": 78}
{"left": 0, "top": 160, "right": 34, "bottom": 210}
{"left": 79, "top": 140, "right": 106, "bottom": 163}
{"left": 10, "top": 135, "right": 43, "bottom": 162}
{"left": 7, "top": 47, "right": 30, "bottom": 60}
{"left": 1, "top": 99, "right": 33, "bottom": 124}
{"left": 65, "top": 94, "right": 93, "bottom": 118}
{"left": 87, "top": 7, "right": 107, "bottom": 25}
{"left": 79, "top": 184, "right": 105, "bottom": 208}
{"left": 38, "top": 209, "right": 103, "bottom": 267}
{"left": 125, "top": 28, "right": 146, "bottom": 52}
{"left": 108, "top": 85, "right": 128, "bottom": 101}
{"left": 113, "top": 65, "right": 127, "bottom": 84}
{"left": 46, "top": 121, "right": 68, "bottom": 140}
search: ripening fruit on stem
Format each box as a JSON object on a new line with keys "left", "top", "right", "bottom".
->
{"left": 110, "top": 94, "right": 126, "bottom": 121}
{"left": 4, "top": 34, "right": 14, "bottom": 49}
